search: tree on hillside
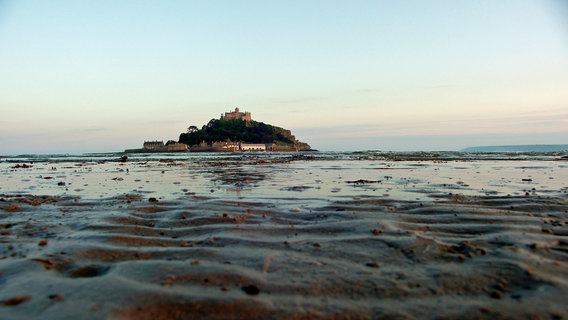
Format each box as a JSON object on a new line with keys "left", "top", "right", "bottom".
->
{"left": 179, "top": 118, "right": 296, "bottom": 147}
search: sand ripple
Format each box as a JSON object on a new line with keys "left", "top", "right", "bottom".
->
{"left": 0, "top": 191, "right": 566, "bottom": 319}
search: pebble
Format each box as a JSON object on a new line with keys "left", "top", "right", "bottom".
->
{"left": 3, "top": 296, "right": 31, "bottom": 306}
{"left": 241, "top": 285, "right": 260, "bottom": 295}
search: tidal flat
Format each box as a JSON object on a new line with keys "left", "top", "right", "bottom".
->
{"left": 1, "top": 152, "right": 567, "bottom": 319}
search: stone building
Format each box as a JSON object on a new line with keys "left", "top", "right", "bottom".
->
{"left": 143, "top": 141, "right": 165, "bottom": 150}
{"left": 166, "top": 142, "right": 189, "bottom": 152}
{"left": 221, "top": 107, "right": 252, "bottom": 122}
{"left": 240, "top": 143, "right": 266, "bottom": 151}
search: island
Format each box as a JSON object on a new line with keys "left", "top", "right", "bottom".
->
{"left": 125, "top": 107, "right": 311, "bottom": 153}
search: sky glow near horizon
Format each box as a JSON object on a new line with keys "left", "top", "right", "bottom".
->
{"left": 0, "top": 0, "right": 567, "bottom": 154}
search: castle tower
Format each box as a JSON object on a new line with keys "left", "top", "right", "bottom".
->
{"left": 221, "top": 107, "right": 252, "bottom": 122}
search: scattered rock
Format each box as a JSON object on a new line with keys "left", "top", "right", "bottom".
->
{"left": 282, "top": 186, "right": 313, "bottom": 192}
{"left": 148, "top": 197, "right": 159, "bottom": 203}
{"left": 12, "top": 164, "right": 33, "bottom": 169}
{"left": 4, "top": 205, "right": 19, "bottom": 212}
{"left": 48, "top": 294, "right": 64, "bottom": 301}
{"left": 32, "top": 258, "right": 58, "bottom": 270}
{"left": 346, "top": 179, "right": 381, "bottom": 184}
{"left": 3, "top": 296, "right": 31, "bottom": 306}
{"left": 443, "top": 240, "right": 487, "bottom": 258}
{"left": 160, "top": 275, "right": 177, "bottom": 286}
{"left": 241, "top": 285, "right": 260, "bottom": 295}
{"left": 38, "top": 239, "right": 49, "bottom": 246}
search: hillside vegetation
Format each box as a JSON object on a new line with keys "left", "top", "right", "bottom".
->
{"left": 179, "top": 118, "right": 307, "bottom": 148}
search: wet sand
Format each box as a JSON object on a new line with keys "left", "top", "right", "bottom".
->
{"left": 1, "top": 153, "right": 567, "bottom": 319}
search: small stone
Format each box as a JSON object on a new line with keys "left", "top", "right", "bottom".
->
{"left": 365, "top": 262, "right": 381, "bottom": 268}
{"left": 57, "top": 182, "right": 66, "bottom": 186}
{"left": 160, "top": 275, "right": 176, "bottom": 286}
{"left": 490, "top": 291, "right": 502, "bottom": 299}
{"left": 38, "top": 239, "right": 48, "bottom": 246}
{"left": 3, "top": 296, "right": 31, "bottom": 306}
{"left": 4, "top": 205, "right": 19, "bottom": 212}
{"left": 148, "top": 197, "right": 159, "bottom": 203}
{"left": 241, "top": 285, "right": 260, "bottom": 295}
{"left": 48, "top": 294, "right": 64, "bottom": 301}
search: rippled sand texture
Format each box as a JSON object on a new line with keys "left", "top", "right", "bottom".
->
{"left": 1, "top": 155, "right": 567, "bottom": 319}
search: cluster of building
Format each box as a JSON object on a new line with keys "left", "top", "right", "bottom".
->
{"left": 140, "top": 140, "right": 301, "bottom": 153}
{"left": 189, "top": 140, "right": 302, "bottom": 152}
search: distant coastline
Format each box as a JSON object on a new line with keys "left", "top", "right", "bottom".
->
{"left": 461, "top": 144, "right": 568, "bottom": 152}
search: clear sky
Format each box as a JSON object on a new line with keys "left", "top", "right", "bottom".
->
{"left": 1, "top": 0, "right": 567, "bottom": 154}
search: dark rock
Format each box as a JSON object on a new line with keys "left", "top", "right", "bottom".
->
{"left": 241, "top": 285, "right": 260, "bottom": 295}
{"left": 3, "top": 296, "right": 31, "bottom": 306}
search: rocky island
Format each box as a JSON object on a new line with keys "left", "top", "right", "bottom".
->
{"left": 126, "top": 108, "right": 311, "bottom": 153}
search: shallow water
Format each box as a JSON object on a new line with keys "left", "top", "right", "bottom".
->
{"left": 1, "top": 152, "right": 567, "bottom": 202}
{"left": 1, "top": 152, "right": 567, "bottom": 319}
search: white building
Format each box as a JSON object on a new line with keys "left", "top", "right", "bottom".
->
{"left": 240, "top": 143, "right": 266, "bottom": 151}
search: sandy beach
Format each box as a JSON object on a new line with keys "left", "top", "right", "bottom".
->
{"left": 1, "top": 152, "right": 567, "bottom": 319}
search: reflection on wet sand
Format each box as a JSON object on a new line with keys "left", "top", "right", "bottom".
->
{"left": 0, "top": 152, "right": 567, "bottom": 319}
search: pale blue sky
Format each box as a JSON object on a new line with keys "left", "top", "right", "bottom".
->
{"left": 1, "top": 0, "right": 567, "bottom": 153}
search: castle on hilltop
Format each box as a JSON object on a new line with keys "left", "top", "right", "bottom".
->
{"left": 221, "top": 107, "right": 252, "bottom": 122}
{"left": 126, "top": 106, "right": 312, "bottom": 153}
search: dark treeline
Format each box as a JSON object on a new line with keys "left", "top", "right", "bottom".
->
{"left": 179, "top": 119, "right": 295, "bottom": 146}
